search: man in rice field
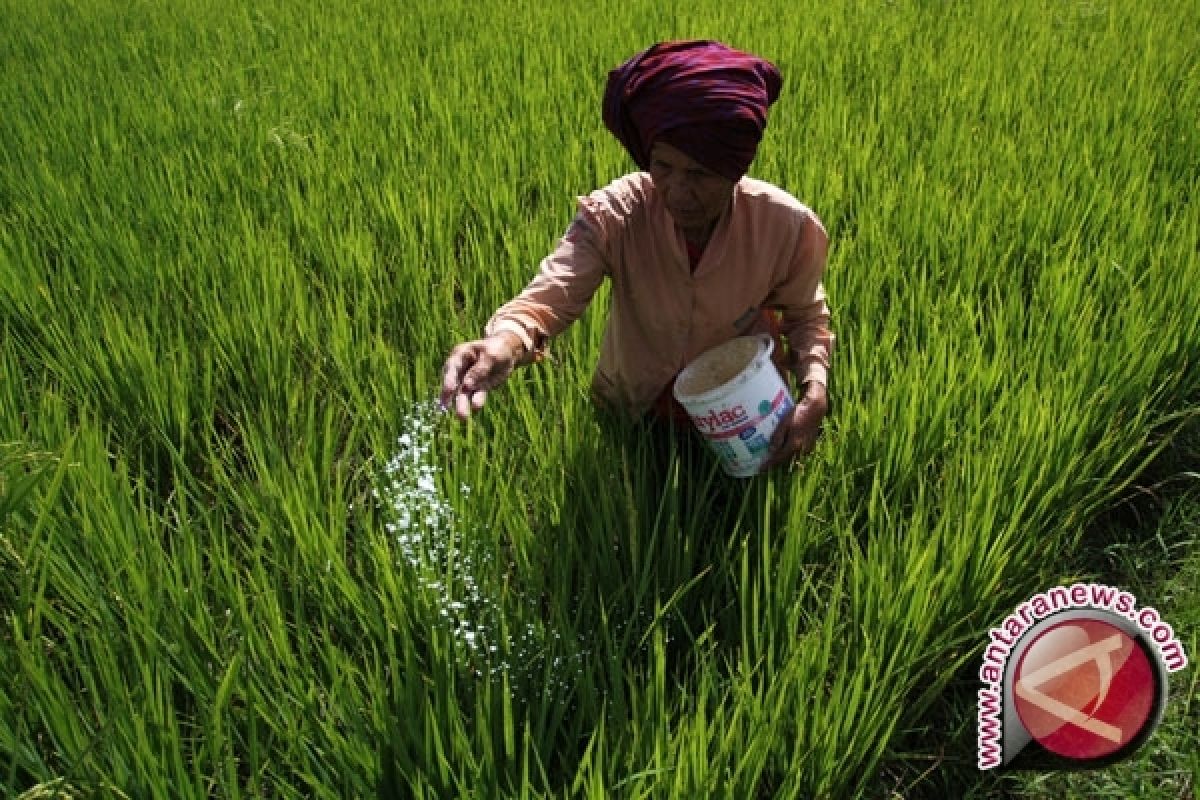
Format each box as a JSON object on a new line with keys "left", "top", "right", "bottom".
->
{"left": 440, "top": 40, "right": 834, "bottom": 472}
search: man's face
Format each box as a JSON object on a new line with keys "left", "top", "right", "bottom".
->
{"left": 648, "top": 141, "right": 736, "bottom": 241}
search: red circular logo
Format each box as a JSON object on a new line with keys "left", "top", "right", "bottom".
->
{"left": 1013, "top": 618, "right": 1157, "bottom": 761}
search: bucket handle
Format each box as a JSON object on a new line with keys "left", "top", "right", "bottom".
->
{"left": 755, "top": 332, "right": 775, "bottom": 363}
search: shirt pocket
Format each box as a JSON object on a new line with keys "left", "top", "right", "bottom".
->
{"left": 731, "top": 305, "right": 762, "bottom": 334}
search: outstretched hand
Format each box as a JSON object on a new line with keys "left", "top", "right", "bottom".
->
{"left": 439, "top": 333, "right": 526, "bottom": 420}
{"left": 760, "top": 382, "right": 828, "bottom": 472}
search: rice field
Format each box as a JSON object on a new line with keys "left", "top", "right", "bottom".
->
{"left": 1, "top": 0, "right": 1198, "bottom": 797}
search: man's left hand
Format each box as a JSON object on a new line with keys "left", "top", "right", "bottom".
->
{"left": 760, "top": 382, "right": 828, "bottom": 472}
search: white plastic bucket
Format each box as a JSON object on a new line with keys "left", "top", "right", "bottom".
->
{"left": 672, "top": 334, "right": 794, "bottom": 477}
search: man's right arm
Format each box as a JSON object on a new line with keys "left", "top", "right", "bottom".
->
{"left": 440, "top": 210, "right": 612, "bottom": 418}
{"left": 483, "top": 212, "right": 611, "bottom": 358}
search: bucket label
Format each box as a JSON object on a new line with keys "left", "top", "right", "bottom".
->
{"left": 696, "top": 388, "right": 789, "bottom": 442}
{"left": 691, "top": 404, "right": 749, "bottom": 435}
{"left": 687, "top": 387, "right": 792, "bottom": 475}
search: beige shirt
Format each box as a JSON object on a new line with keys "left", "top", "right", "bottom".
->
{"left": 485, "top": 171, "right": 834, "bottom": 416}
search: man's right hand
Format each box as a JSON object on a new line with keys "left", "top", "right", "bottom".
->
{"left": 439, "top": 332, "right": 527, "bottom": 419}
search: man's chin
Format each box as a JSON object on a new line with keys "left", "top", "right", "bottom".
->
{"left": 669, "top": 212, "right": 708, "bottom": 232}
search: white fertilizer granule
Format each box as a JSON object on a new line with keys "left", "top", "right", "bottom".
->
{"left": 372, "top": 400, "right": 589, "bottom": 696}
{"left": 374, "top": 400, "right": 497, "bottom": 661}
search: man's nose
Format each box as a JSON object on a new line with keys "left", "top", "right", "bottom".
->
{"left": 665, "top": 172, "right": 697, "bottom": 197}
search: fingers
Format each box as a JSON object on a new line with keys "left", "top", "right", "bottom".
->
{"left": 441, "top": 340, "right": 511, "bottom": 420}
{"left": 758, "top": 423, "right": 791, "bottom": 472}
{"left": 769, "top": 415, "right": 791, "bottom": 448}
{"left": 440, "top": 345, "right": 475, "bottom": 409}
{"left": 461, "top": 356, "right": 502, "bottom": 394}
{"left": 760, "top": 436, "right": 790, "bottom": 471}
{"left": 441, "top": 344, "right": 484, "bottom": 420}
{"left": 453, "top": 388, "right": 487, "bottom": 420}
{"left": 767, "top": 406, "right": 798, "bottom": 451}
{"left": 759, "top": 404, "right": 822, "bottom": 473}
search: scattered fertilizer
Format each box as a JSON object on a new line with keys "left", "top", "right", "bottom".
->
{"left": 374, "top": 400, "right": 497, "bottom": 662}
{"left": 373, "top": 400, "right": 588, "bottom": 696}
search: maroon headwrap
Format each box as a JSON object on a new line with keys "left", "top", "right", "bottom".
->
{"left": 602, "top": 40, "right": 783, "bottom": 181}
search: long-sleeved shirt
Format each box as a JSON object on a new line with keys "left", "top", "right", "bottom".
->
{"left": 485, "top": 171, "right": 834, "bottom": 416}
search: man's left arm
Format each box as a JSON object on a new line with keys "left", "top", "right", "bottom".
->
{"left": 761, "top": 209, "right": 835, "bottom": 470}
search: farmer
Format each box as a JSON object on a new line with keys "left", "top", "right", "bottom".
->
{"left": 439, "top": 40, "right": 834, "bottom": 472}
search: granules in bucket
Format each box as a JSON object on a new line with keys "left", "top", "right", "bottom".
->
{"left": 674, "top": 336, "right": 763, "bottom": 398}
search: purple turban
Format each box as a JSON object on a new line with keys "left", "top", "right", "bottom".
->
{"left": 602, "top": 40, "right": 783, "bottom": 182}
